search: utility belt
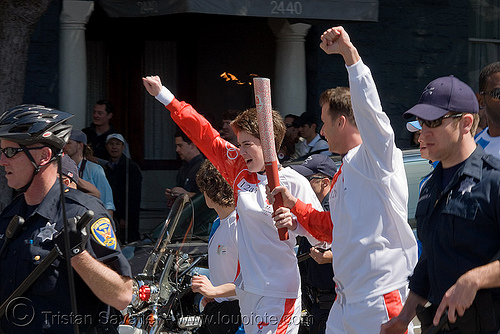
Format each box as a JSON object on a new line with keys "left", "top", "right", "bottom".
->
{"left": 305, "top": 285, "right": 336, "bottom": 310}
{"left": 416, "top": 290, "right": 500, "bottom": 334}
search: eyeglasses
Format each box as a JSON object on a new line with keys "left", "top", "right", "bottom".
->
{"left": 416, "top": 113, "right": 463, "bottom": 129}
{"left": 306, "top": 175, "right": 329, "bottom": 181}
{"left": 480, "top": 88, "right": 500, "bottom": 101}
{"left": 285, "top": 123, "right": 294, "bottom": 128}
{"left": 0, "top": 146, "right": 44, "bottom": 159}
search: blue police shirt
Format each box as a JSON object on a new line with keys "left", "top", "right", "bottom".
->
{"left": 409, "top": 146, "right": 500, "bottom": 305}
{"left": 0, "top": 181, "right": 131, "bottom": 333}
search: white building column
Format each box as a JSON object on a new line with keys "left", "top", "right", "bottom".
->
{"left": 59, "top": 0, "right": 94, "bottom": 129}
{"left": 269, "top": 19, "right": 311, "bottom": 117}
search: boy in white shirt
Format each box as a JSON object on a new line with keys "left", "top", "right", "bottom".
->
{"left": 192, "top": 160, "right": 241, "bottom": 334}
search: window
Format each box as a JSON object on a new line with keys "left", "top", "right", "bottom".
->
{"left": 468, "top": 0, "right": 500, "bottom": 90}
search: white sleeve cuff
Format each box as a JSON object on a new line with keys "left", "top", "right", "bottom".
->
{"left": 155, "top": 86, "right": 175, "bottom": 106}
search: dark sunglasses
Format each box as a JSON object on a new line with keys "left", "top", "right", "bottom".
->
{"left": 480, "top": 88, "right": 500, "bottom": 100}
{"left": 0, "top": 146, "right": 44, "bottom": 159}
{"left": 416, "top": 113, "right": 463, "bottom": 129}
{"left": 306, "top": 175, "right": 329, "bottom": 181}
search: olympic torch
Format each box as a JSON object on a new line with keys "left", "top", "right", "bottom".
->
{"left": 253, "top": 77, "right": 289, "bottom": 241}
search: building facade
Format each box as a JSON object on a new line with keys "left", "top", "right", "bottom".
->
{"left": 23, "top": 0, "right": 500, "bottom": 218}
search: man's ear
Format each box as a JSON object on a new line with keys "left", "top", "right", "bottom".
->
{"left": 38, "top": 147, "right": 54, "bottom": 166}
{"left": 461, "top": 113, "right": 474, "bottom": 134}
{"left": 107, "top": 112, "right": 113, "bottom": 120}
{"left": 61, "top": 176, "right": 71, "bottom": 186}
{"left": 337, "top": 115, "right": 347, "bottom": 129}
{"left": 322, "top": 177, "right": 331, "bottom": 188}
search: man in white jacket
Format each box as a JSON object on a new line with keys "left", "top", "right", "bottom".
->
{"left": 270, "top": 26, "right": 418, "bottom": 334}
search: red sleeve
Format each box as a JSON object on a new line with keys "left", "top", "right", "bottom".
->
{"left": 166, "top": 99, "right": 246, "bottom": 185}
{"left": 292, "top": 199, "right": 333, "bottom": 243}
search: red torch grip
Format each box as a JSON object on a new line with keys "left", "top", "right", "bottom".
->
{"left": 265, "top": 161, "right": 289, "bottom": 240}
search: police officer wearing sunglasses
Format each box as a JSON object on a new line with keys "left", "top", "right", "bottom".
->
{"left": 381, "top": 76, "right": 500, "bottom": 334}
{"left": 0, "top": 105, "right": 132, "bottom": 333}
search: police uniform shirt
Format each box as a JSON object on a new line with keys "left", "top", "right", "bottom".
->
{"left": 410, "top": 146, "right": 500, "bottom": 305}
{"left": 0, "top": 181, "right": 131, "bottom": 333}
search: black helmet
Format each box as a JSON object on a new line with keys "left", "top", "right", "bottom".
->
{"left": 0, "top": 104, "right": 74, "bottom": 150}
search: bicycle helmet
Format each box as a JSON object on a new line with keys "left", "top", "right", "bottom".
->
{"left": 0, "top": 104, "right": 74, "bottom": 150}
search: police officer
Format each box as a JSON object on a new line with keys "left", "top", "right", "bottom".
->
{"left": 0, "top": 105, "right": 132, "bottom": 333}
{"left": 381, "top": 77, "right": 500, "bottom": 334}
{"left": 291, "top": 155, "right": 336, "bottom": 334}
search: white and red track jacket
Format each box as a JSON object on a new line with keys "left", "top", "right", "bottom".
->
{"left": 156, "top": 91, "right": 323, "bottom": 299}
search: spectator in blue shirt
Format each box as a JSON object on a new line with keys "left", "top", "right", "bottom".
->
{"left": 64, "top": 129, "right": 116, "bottom": 217}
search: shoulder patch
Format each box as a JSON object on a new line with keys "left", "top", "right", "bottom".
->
{"left": 91, "top": 218, "right": 117, "bottom": 249}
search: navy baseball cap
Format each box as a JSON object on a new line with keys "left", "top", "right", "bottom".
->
{"left": 291, "top": 154, "right": 337, "bottom": 178}
{"left": 61, "top": 154, "right": 79, "bottom": 183}
{"left": 403, "top": 76, "right": 478, "bottom": 120}
{"left": 69, "top": 129, "right": 87, "bottom": 144}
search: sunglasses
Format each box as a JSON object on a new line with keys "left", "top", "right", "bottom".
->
{"left": 480, "top": 88, "right": 500, "bottom": 100}
{"left": 416, "top": 113, "right": 463, "bottom": 129}
{"left": 0, "top": 146, "right": 44, "bottom": 159}
{"left": 306, "top": 175, "right": 329, "bottom": 181}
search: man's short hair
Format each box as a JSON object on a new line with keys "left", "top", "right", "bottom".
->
{"left": 175, "top": 127, "right": 193, "bottom": 145}
{"left": 196, "top": 160, "right": 234, "bottom": 207}
{"left": 471, "top": 113, "right": 480, "bottom": 136}
{"left": 230, "top": 108, "right": 286, "bottom": 152}
{"left": 297, "top": 111, "right": 319, "bottom": 127}
{"left": 96, "top": 99, "right": 114, "bottom": 115}
{"left": 479, "top": 62, "right": 500, "bottom": 92}
{"left": 319, "top": 87, "right": 356, "bottom": 127}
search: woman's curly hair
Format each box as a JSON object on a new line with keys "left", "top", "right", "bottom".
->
{"left": 196, "top": 160, "right": 234, "bottom": 207}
